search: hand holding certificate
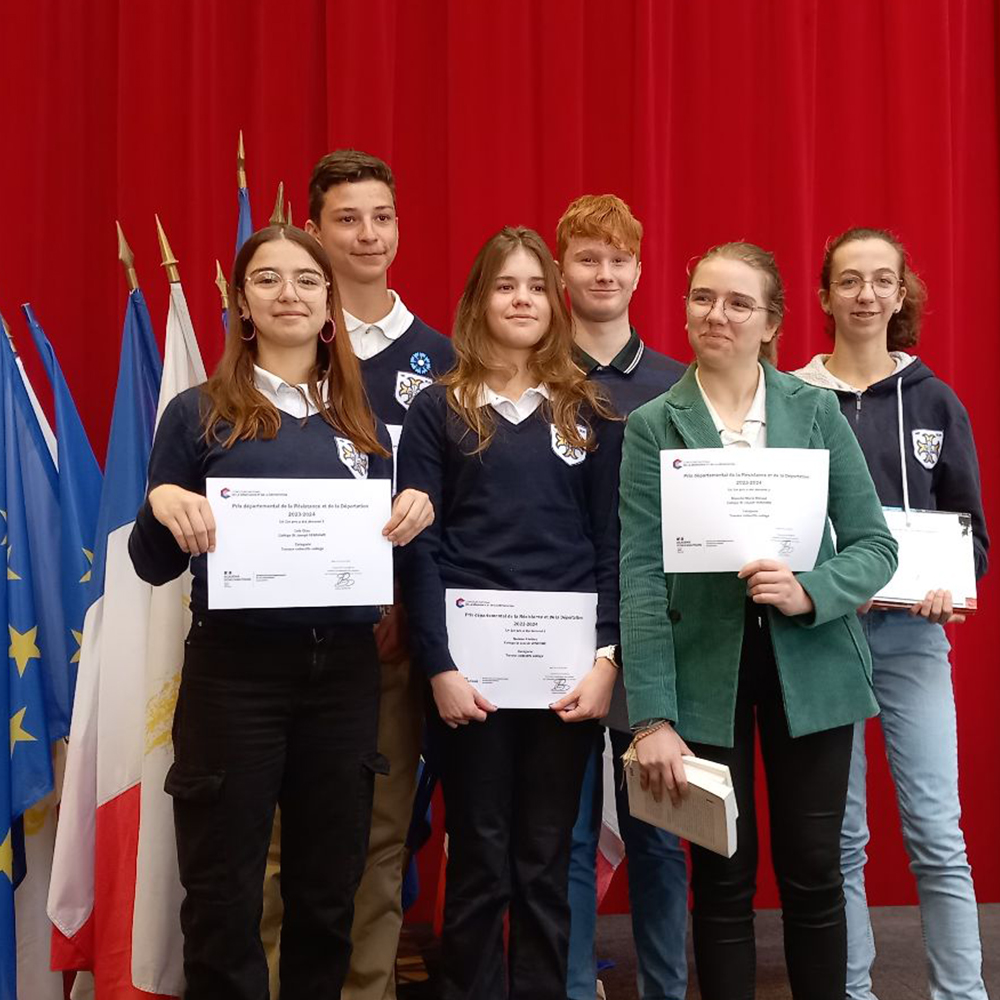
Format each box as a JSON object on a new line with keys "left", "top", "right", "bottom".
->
{"left": 445, "top": 589, "right": 597, "bottom": 709}
{"left": 660, "top": 448, "right": 829, "bottom": 572}
{"left": 206, "top": 477, "right": 393, "bottom": 609}
{"left": 872, "top": 508, "right": 978, "bottom": 612}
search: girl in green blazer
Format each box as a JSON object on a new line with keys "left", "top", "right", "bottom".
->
{"left": 619, "top": 242, "right": 897, "bottom": 1000}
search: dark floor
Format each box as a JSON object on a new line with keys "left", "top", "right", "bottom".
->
{"left": 596, "top": 905, "right": 999, "bottom": 1000}
{"left": 397, "top": 905, "right": 999, "bottom": 999}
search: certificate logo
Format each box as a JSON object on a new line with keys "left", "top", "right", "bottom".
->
{"left": 220, "top": 487, "right": 231, "bottom": 498}
{"left": 672, "top": 458, "right": 683, "bottom": 469}
{"left": 455, "top": 597, "right": 466, "bottom": 608}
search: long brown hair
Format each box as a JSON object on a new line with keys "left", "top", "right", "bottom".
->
{"left": 442, "top": 226, "right": 614, "bottom": 453}
{"left": 688, "top": 241, "right": 785, "bottom": 366}
{"left": 819, "top": 227, "right": 925, "bottom": 350}
{"left": 202, "top": 225, "right": 388, "bottom": 455}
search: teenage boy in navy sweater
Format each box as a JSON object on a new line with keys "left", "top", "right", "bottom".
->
{"left": 305, "top": 150, "right": 453, "bottom": 1000}
{"left": 556, "top": 194, "right": 688, "bottom": 1000}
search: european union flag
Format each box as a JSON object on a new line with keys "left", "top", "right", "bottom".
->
{"left": 21, "top": 304, "right": 103, "bottom": 713}
{"left": 0, "top": 317, "right": 69, "bottom": 999}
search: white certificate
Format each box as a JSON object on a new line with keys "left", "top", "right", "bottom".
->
{"left": 660, "top": 448, "right": 829, "bottom": 572}
{"left": 873, "top": 508, "right": 978, "bottom": 611}
{"left": 206, "top": 477, "right": 393, "bottom": 609}
{"left": 445, "top": 589, "right": 597, "bottom": 709}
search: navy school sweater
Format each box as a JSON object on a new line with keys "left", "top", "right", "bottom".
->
{"left": 397, "top": 383, "right": 624, "bottom": 677}
{"left": 575, "top": 328, "right": 686, "bottom": 415}
{"left": 359, "top": 316, "right": 455, "bottom": 428}
{"left": 128, "top": 386, "right": 394, "bottom": 627}
{"left": 793, "top": 356, "right": 989, "bottom": 578}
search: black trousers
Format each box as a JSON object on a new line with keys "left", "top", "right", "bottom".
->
{"left": 686, "top": 605, "right": 854, "bottom": 1000}
{"left": 166, "top": 617, "right": 383, "bottom": 1000}
{"left": 433, "top": 708, "right": 596, "bottom": 1000}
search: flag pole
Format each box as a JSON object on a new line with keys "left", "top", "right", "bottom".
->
{"left": 155, "top": 215, "right": 181, "bottom": 284}
{"left": 269, "top": 181, "right": 285, "bottom": 226}
{"left": 215, "top": 261, "right": 229, "bottom": 311}
{"left": 286, "top": 201, "right": 293, "bottom": 227}
{"left": 116, "top": 221, "right": 140, "bottom": 291}
{"left": 237, "top": 130, "right": 247, "bottom": 191}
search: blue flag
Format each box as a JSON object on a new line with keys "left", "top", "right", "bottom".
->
{"left": 89, "top": 289, "right": 162, "bottom": 599}
{"left": 236, "top": 186, "right": 253, "bottom": 255}
{"left": 0, "top": 316, "right": 72, "bottom": 999}
{"left": 21, "top": 304, "right": 103, "bottom": 712}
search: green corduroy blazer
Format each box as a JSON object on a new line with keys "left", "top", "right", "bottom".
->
{"left": 619, "top": 362, "right": 898, "bottom": 747}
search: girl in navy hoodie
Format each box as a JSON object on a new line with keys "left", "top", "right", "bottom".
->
{"left": 792, "top": 227, "right": 989, "bottom": 1000}
{"left": 398, "top": 226, "right": 622, "bottom": 999}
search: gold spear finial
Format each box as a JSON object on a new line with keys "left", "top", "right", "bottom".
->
{"left": 215, "top": 260, "right": 229, "bottom": 311}
{"left": 155, "top": 215, "right": 181, "bottom": 283}
{"left": 269, "top": 181, "right": 285, "bottom": 226}
{"left": 116, "top": 220, "right": 140, "bottom": 291}
{"left": 285, "top": 201, "right": 293, "bottom": 227}
{"left": 237, "top": 130, "right": 247, "bottom": 190}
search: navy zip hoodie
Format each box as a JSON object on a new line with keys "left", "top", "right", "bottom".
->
{"left": 793, "top": 354, "right": 989, "bottom": 578}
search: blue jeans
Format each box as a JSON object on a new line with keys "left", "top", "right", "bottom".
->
{"left": 842, "top": 611, "right": 988, "bottom": 1000}
{"left": 567, "top": 728, "right": 688, "bottom": 1000}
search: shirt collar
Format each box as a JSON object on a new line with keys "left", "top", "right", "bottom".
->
{"left": 253, "top": 364, "right": 327, "bottom": 416}
{"left": 574, "top": 327, "right": 644, "bottom": 375}
{"left": 696, "top": 363, "right": 767, "bottom": 438}
{"left": 341, "top": 290, "right": 413, "bottom": 341}
{"left": 479, "top": 383, "right": 550, "bottom": 407}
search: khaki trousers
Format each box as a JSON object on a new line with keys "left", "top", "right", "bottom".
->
{"left": 261, "top": 657, "right": 423, "bottom": 1000}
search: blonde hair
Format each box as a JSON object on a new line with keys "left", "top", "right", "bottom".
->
{"left": 442, "top": 226, "right": 615, "bottom": 453}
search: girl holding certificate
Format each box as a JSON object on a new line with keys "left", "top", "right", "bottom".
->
{"left": 129, "top": 225, "right": 429, "bottom": 1000}
{"left": 793, "top": 227, "right": 990, "bottom": 1000}
{"left": 397, "top": 226, "right": 622, "bottom": 999}
{"left": 619, "top": 242, "right": 897, "bottom": 1000}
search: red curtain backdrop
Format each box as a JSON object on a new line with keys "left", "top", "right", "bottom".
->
{"left": 2, "top": 0, "right": 998, "bottom": 915}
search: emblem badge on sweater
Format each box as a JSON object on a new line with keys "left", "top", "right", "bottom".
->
{"left": 409, "top": 351, "right": 432, "bottom": 375}
{"left": 550, "top": 424, "right": 588, "bottom": 466}
{"left": 395, "top": 370, "right": 433, "bottom": 410}
{"left": 912, "top": 428, "right": 944, "bottom": 469}
{"left": 335, "top": 437, "right": 369, "bottom": 479}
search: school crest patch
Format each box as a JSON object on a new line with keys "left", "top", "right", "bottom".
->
{"left": 550, "top": 423, "right": 588, "bottom": 466}
{"left": 912, "top": 428, "right": 944, "bottom": 470}
{"left": 395, "top": 370, "right": 433, "bottom": 410}
{"left": 410, "top": 351, "right": 432, "bottom": 375}
{"left": 335, "top": 437, "right": 369, "bottom": 479}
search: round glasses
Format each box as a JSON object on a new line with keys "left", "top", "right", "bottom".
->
{"left": 685, "top": 291, "right": 771, "bottom": 324}
{"left": 245, "top": 269, "right": 329, "bottom": 300}
{"left": 830, "top": 273, "right": 900, "bottom": 299}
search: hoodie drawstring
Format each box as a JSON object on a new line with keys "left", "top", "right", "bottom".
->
{"left": 896, "top": 376, "right": 911, "bottom": 525}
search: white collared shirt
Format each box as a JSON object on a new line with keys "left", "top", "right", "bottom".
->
{"left": 342, "top": 291, "right": 415, "bottom": 361}
{"left": 479, "top": 383, "right": 550, "bottom": 425}
{"left": 253, "top": 365, "right": 326, "bottom": 418}
{"left": 696, "top": 363, "right": 767, "bottom": 448}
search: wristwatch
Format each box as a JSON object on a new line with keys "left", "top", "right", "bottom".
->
{"left": 595, "top": 643, "right": 621, "bottom": 669}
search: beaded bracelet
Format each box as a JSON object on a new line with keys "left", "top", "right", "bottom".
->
{"left": 633, "top": 719, "right": 670, "bottom": 743}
